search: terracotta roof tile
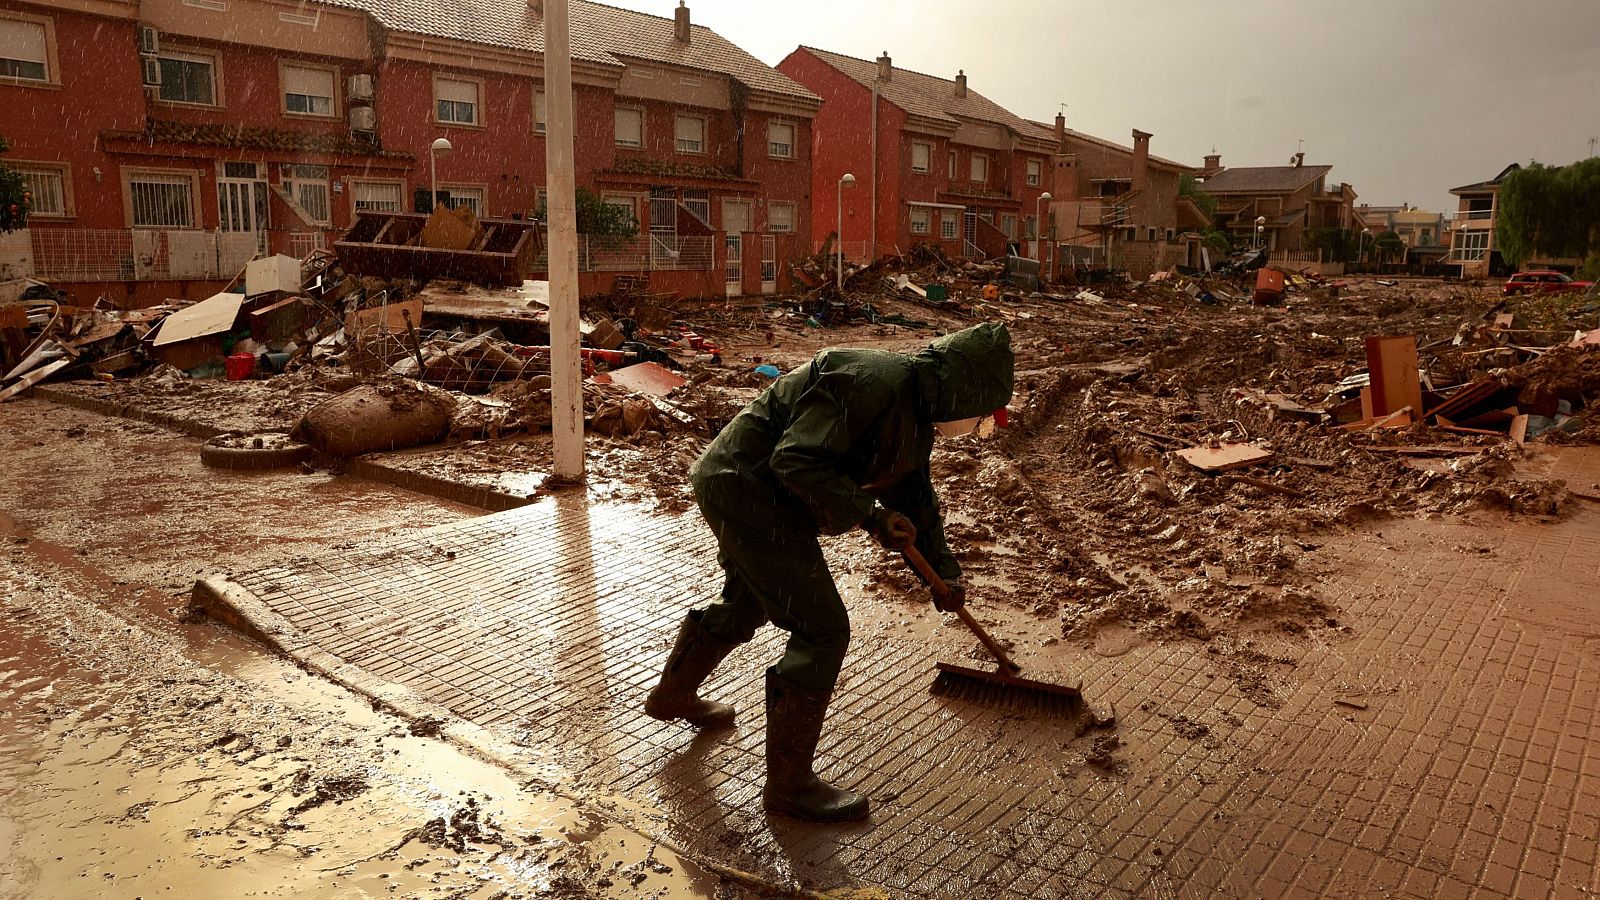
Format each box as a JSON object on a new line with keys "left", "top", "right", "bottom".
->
{"left": 339, "top": 0, "right": 818, "bottom": 101}
{"left": 799, "top": 46, "right": 1043, "bottom": 141}
{"left": 1198, "top": 165, "right": 1332, "bottom": 194}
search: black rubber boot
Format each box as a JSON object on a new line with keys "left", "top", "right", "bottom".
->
{"left": 762, "top": 670, "right": 869, "bottom": 822}
{"left": 644, "top": 612, "right": 737, "bottom": 728}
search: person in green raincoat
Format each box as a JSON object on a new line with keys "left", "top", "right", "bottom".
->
{"left": 645, "top": 322, "right": 1014, "bottom": 822}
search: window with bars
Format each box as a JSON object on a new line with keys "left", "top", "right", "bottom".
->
{"left": 0, "top": 17, "right": 48, "bottom": 82}
{"left": 675, "top": 115, "right": 705, "bottom": 154}
{"left": 435, "top": 77, "right": 479, "bottom": 125}
{"left": 158, "top": 51, "right": 216, "bottom": 105}
{"left": 767, "top": 202, "right": 796, "bottom": 233}
{"left": 911, "top": 142, "right": 931, "bottom": 174}
{"left": 1002, "top": 214, "right": 1017, "bottom": 240}
{"left": 282, "top": 164, "right": 331, "bottom": 225}
{"left": 15, "top": 165, "right": 67, "bottom": 217}
{"left": 910, "top": 206, "right": 931, "bottom": 235}
{"left": 128, "top": 172, "right": 195, "bottom": 228}
{"left": 768, "top": 121, "right": 794, "bottom": 159}
{"left": 601, "top": 194, "right": 637, "bottom": 225}
{"left": 352, "top": 180, "right": 403, "bottom": 212}
{"left": 283, "top": 63, "right": 335, "bottom": 117}
{"left": 615, "top": 108, "right": 644, "bottom": 148}
{"left": 439, "top": 185, "right": 485, "bottom": 217}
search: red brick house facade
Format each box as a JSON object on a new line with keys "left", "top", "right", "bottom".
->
{"left": 777, "top": 47, "right": 1056, "bottom": 265}
{"left": 0, "top": 0, "right": 819, "bottom": 303}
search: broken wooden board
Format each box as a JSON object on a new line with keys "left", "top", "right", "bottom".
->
{"left": 152, "top": 292, "right": 245, "bottom": 347}
{"left": 1509, "top": 414, "right": 1530, "bottom": 445}
{"left": 1366, "top": 445, "right": 1487, "bottom": 457}
{"left": 245, "top": 255, "right": 303, "bottom": 297}
{"left": 1365, "top": 335, "right": 1423, "bottom": 418}
{"left": 346, "top": 299, "right": 424, "bottom": 337}
{"left": 0, "top": 358, "right": 68, "bottom": 402}
{"left": 1425, "top": 379, "right": 1502, "bottom": 423}
{"left": 1174, "top": 442, "right": 1274, "bottom": 473}
{"left": 608, "top": 361, "right": 686, "bottom": 398}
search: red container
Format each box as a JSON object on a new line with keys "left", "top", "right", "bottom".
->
{"left": 225, "top": 352, "right": 256, "bottom": 381}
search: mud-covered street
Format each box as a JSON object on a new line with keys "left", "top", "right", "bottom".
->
{"left": 0, "top": 402, "right": 716, "bottom": 900}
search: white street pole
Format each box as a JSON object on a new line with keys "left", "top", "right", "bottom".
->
{"left": 429, "top": 138, "right": 452, "bottom": 209}
{"left": 836, "top": 173, "right": 855, "bottom": 294}
{"left": 544, "top": 0, "right": 584, "bottom": 481}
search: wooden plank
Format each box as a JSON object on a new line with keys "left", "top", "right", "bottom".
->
{"left": 1509, "top": 414, "right": 1530, "bottom": 445}
{"left": 1425, "top": 379, "right": 1501, "bottom": 422}
{"left": 1365, "top": 335, "right": 1423, "bottom": 418}
{"left": 1174, "top": 443, "right": 1274, "bottom": 472}
{"left": 1367, "top": 445, "right": 1486, "bottom": 457}
{"left": 0, "top": 359, "right": 69, "bottom": 402}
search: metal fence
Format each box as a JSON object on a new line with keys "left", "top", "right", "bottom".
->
{"left": 13, "top": 228, "right": 265, "bottom": 282}
{"left": 1269, "top": 250, "right": 1323, "bottom": 266}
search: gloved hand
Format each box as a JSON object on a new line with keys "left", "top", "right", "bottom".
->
{"left": 865, "top": 508, "right": 917, "bottom": 550}
{"left": 933, "top": 577, "right": 966, "bottom": 613}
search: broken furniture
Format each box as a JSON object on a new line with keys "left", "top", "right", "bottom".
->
{"left": 335, "top": 211, "right": 542, "bottom": 287}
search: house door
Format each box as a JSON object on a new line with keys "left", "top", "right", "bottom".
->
{"left": 217, "top": 162, "right": 269, "bottom": 248}
{"left": 761, "top": 234, "right": 777, "bottom": 294}
{"left": 649, "top": 187, "right": 677, "bottom": 269}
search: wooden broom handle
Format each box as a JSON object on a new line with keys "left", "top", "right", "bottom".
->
{"left": 900, "top": 543, "right": 1022, "bottom": 674}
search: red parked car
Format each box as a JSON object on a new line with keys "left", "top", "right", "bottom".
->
{"left": 1503, "top": 270, "right": 1595, "bottom": 296}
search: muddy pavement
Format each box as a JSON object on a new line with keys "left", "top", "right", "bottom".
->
{"left": 0, "top": 400, "right": 717, "bottom": 900}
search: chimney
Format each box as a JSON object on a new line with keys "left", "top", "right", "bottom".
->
{"left": 954, "top": 70, "right": 967, "bottom": 98}
{"left": 1203, "top": 153, "right": 1221, "bottom": 173}
{"left": 1131, "top": 129, "right": 1152, "bottom": 193}
{"left": 876, "top": 51, "right": 892, "bottom": 82}
{"left": 1054, "top": 112, "right": 1066, "bottom": 149}
{"left": 528, "top": 0, "right": 541, "bottom": 13}
{"left": 673, "top": 1, "right": 690, "bottom": 43}
{"left": 1292, "top": 151, "right": 1305, "bottom": 168}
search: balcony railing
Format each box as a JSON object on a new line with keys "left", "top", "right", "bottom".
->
{"left": 1452, "top": 209, "right": 1495, "bottom": 222}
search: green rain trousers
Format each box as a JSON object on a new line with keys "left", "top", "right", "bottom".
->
{"left": 688, "top": 323, "right": 1014, "bottom": 692}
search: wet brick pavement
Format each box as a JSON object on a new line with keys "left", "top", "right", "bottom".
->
{"left": 204, "top": 450, "right": 1600, "bottom": 898}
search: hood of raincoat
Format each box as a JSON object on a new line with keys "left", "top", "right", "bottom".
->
{"left": 911, "top": 322, "right": 1014, "bottom": 422}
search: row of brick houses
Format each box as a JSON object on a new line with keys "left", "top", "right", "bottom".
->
{"left": 2, "top": 0, "right": 1367, "bottom": 300}
{"left": 0, "top": 0, "right": 820, "bottom": 302}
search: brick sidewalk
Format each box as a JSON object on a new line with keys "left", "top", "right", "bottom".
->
{"left": 197, "top": 451, "right": 1600, "bottom": 898}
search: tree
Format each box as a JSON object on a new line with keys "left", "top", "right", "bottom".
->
{"left": 1305, "top": 226, "right": 1359, "bottom": 262}
{"left": 1179, "top": 173, "right": 1216, "bottom": 221}
{"left": 1374, "top": 230, "right": 1406, "bottom": 263}
{"left": 0, "top": 136, "right": 31, "bottom": 234}
{"left": 1497, "top": 158, "right": 1600, "bottom": 268}
{"left": 535, "top": 187, "right": 639, "bottom": 239}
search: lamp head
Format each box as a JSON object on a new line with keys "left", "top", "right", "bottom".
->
{"left": 840, "top": 173, "right": 857, "bottom": 187}
{"left": 431, "top": 138, "right": 454, "bottom": 155}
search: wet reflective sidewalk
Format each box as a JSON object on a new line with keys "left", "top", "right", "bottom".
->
{"left": 196, "top": 451, "right": 1600, "bottom": 898}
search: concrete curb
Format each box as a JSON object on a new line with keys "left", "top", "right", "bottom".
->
{"left": 32, "top": 384, "right": 537, "bottom": 513}
{"left": 189, "top": 575, "right": 864, "bottom": 900}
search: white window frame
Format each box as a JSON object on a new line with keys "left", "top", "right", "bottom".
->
{"left": 910, "top": 206, "right": 931, "bottom": 235}
{"left": 281, "top": 60, "right": 338, "bottom": 118}
{"left": 675, "top": 114, "right": 706, "bottom": 155}
{"left": 438, "top": 184, "right": 486, "bottom": 218}
{"left": 0, "top": 12, "right": 57, "bottom": 86}
{"left": 1452, "top": 230, "right": 1489, "bottom": 262}
{"left": 434, "top": 74, "right": 482, "bottom": 127}
{"left": 614, "top": 106, "right": 644, "bottom": 149}
{"left": 1026, "top": 159, "right": 1042, "bottom": 187}
{"left": 767, "top": 201, "right": 796, "bottom": 234}
{"left": 123, "top": 167, "right": 201, "bottom": 229}
{"left": 911, "top": 141, "right": 932, "bottom": 174}
{"left": 948, "top": 150, "right": 957, "bottom": 179}
{"left": 767, "top": 121, "right": 795, "bottom": 159}
{"left": 281, "top": 164, "right": 332, "bottom": 226}
{"left": 940, "top": 213, "right": 957, "bottom": 240}
{"left": 350, "top": 178, "right": 405, "bottom": 214}
{"left": 970, "top": 154, "right": 988, "bottom": 185}
{"left": 534, "top": 89, "right": 547, "bottom": 134}
{"left": 12, "top": 161, "right": 71, "bottom": 218}
{"left": 1002, "top": 214, "right": 1017, "bottom": 240}
{"left": 156, "top": 48, "right": 220, "bottom": 107}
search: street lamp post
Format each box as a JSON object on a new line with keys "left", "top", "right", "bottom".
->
{"left": 429, "top": 138, "right": 453, "bottom": 210}
{"left": 1359, "top": 228, "right": 1371, "bottom": 268}
{"left": 1035, "top": 192, "right": 1052, "bottom": 263}
{"left": 1255, "top": 215, "right": 1267, "bottom": 252}
{"left": 837, "top": 173, "right": 856, "bottom": 294}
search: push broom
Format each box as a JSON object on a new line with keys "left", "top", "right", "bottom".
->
{"left": 898, "top": 543, "right": 1086, "bottom": 714}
